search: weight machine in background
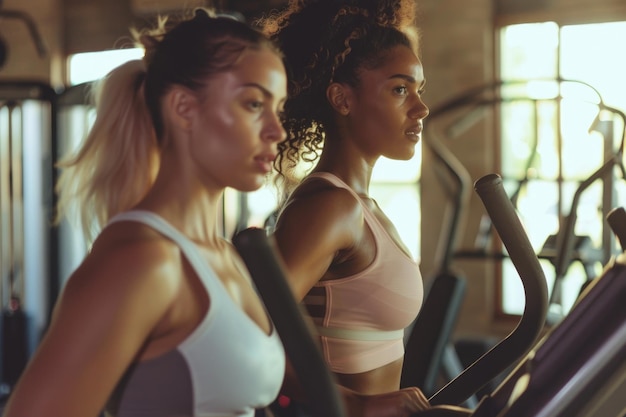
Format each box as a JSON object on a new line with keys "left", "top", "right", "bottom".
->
{"left": 401, "top": 79, "right": 626, "bottom": 404}
{"left": 426, "top": 79, "right": 626, "bottom": 319}
{"left": 0, "top": 80, "right": 58, "bottom": 400}
{"left": 0, "top": 2, "right": 57, "bottom": 402}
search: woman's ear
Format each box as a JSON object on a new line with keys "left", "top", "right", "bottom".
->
{"left": 163, "top": 86, "right": 199, "bottom": 132}
{"left": 326, "top": 82, "right": 351, "bottom": 116}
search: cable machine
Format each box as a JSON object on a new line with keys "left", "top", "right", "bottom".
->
{"left": 0, "top": 1, "right": 57, "bottom": 401}
{"left": 0, "top": 80, "right": 57, "bottom": 401}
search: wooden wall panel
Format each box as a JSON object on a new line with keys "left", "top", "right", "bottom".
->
{"left": 496, "top": 0, "right": 626, "bottom": 25}
{"left": 63, "top": 0, "right": 134, "bottom": 54}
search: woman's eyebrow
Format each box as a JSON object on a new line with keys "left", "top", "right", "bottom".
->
{"left": 388, "top": 74, "right": 418, "bottom": 83}
{"left": 242, "top": 82, "right": 272, "bottom": 97}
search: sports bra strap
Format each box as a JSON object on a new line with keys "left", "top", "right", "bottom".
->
{"left": 106, "top": 210, "right": 221, "bottom": 294}
{"left": 315, "top": 326, "right": 404, "bottom": 341}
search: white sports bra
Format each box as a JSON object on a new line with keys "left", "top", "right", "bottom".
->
{"left": 104, "top": 210, "right": 285, "bottom": 417}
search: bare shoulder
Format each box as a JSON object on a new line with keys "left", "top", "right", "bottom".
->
{"left": 271, "top": 176, "right": 373, "bottom": 295}
{"left": 60, "top": 221, "right": 183, "bottom": 313}
{"left": 281, "top": 178, "right": 363, "bottom": 226}
{"left": 3, "top": 221, "right": 187, "bottom": 417}
{"left": 275, "top": 177, "right": 365, "bottom": 253}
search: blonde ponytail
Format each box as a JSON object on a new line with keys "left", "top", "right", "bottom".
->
{"left": 55, "top": 59, "right": 159, "bottom": 243}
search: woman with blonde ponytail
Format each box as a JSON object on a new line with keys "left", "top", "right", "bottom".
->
{"left": 4, "top": 8, "right": 288, "bottom": 417}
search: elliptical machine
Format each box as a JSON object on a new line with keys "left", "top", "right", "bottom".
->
{"left": 233, "top": 173, "right": 626, "bottom": 417}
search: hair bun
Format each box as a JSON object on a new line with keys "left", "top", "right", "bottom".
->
{"left": 140, "top": 34, "right": 159, "bottom": 67}
{"left": 194, "top": 8, "right": 213, "bottom": 21}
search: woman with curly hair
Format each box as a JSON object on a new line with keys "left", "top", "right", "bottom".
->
{"left": 259, "top": 0, "right": 430, "bottom": 411}
{"left": 4, "top": 9, "right": 288, "bottom": 417}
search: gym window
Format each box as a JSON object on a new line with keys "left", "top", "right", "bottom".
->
{"left": 497, "top": 21, "right": 626, "bottom": 318}
{"left": 67, "top": 48, "right": 144, "bottom": 86}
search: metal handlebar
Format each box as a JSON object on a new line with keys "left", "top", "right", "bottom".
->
{"left": 606, "top": 207, "right": 626, "bottom": 251}
{"left": 232, "top": 228, "right": 347, "bottom": 417}
{"left": 428, "top": 173, "right": 549, "bottom": 406}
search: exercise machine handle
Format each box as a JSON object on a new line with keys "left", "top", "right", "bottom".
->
{"left": 606, "top": 206, "right": 626, "bottom": 251}
{"left": 428, "top": 173, "right": 549, "bottom": 406}
{"left": 232, "top": 228, "right": 347, "bottom": 417}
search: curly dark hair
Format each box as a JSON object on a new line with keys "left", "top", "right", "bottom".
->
{"left": 258, "top": 0, "right": 419, "bottom": 187}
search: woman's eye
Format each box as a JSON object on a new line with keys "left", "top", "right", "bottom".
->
{"left": 248, "top": 100, "right": 264, "bottom": 111}
{"left": 393, "top": 86, "right": 408, "bottom": 95}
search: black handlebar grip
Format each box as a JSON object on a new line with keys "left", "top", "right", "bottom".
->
{"left": 606, "top": 207, "right": 626, "bottom": 252}
{"left": 428, "top": 173, "right": 548, "bottom": 406}
{"left": 232, "top": 228, "right": 347, "bottom": 417}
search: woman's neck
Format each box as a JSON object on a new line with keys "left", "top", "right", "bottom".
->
{"left": 314, "top": 142, "right": 376, "bottom": 197}
{"left": 135, "top": 165, "right": 224, "bottom": 245}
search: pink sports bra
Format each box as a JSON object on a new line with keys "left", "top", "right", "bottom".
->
{"left": 300, "top": 173, "right": 424, "bottom": 374}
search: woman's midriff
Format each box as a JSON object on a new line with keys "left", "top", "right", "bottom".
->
{"left": 333, "top": 357, "right": 404, "bottom": 395}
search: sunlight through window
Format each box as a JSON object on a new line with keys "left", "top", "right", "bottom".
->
{"left": 68, "top": 48, "right": 145, "bottom": 85}
{"left": 499, "top": 21, "right": 626, "bottom": 317}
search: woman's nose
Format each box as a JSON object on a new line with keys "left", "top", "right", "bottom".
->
{"left": 409, "top": 98, "right": 429, "bottom": 120}
{"left": 263, "top": 113, "right": 287, "bottom": 143}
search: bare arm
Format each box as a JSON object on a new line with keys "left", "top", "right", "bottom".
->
{"left": 3, "top": 239, "right": 180, "bottom": 417}
{"left": 272, "top": 187, "right": 363, "bottom": 299}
